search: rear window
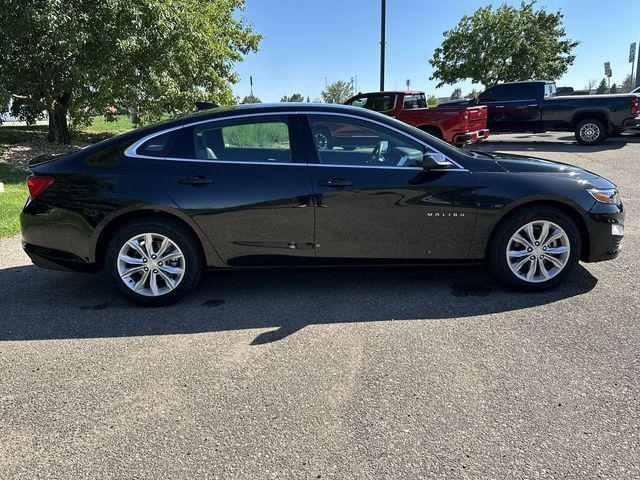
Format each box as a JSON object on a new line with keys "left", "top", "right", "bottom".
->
{"left": 347, "top": 94, "right": 397, "bottom": 112}
{"left": 403, "top": 94, "right": 427, "bottom": 109}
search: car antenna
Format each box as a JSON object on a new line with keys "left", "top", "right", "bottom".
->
{"left": 195, "top": 101, "right": 220, "bottom": 111}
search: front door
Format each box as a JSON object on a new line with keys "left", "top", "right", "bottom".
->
{"left": 303, "top": 114, "right": 477, "bottom": 261}
{"left": 154, "top": 114, "right": 315, "bottom": 266}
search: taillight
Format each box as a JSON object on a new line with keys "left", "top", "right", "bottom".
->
{"left": 631, "top": 97, "right": 639, "bottom": 115}
{"left": 26, "top": 175, "right": 54, "bottom": 199}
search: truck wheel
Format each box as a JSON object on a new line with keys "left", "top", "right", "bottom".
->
{"left": 575, "top": 119, "right": 606, "bottom": 145}
{"left": 313, "top": 127, "right": 333, "bottom": 150}
{"left": 487, "top": 207, "right": 581, "bottom": 291}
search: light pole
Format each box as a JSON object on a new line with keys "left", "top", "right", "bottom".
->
{"left": 380, "top": 0, "right": 386, "bottom": 91}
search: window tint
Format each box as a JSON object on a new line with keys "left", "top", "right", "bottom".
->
{"left": 481, "top": 83, "right": 538, "bottom": 102}
{"left": 403, "top": 94, "right": 427, "bottom": 109}
{"left": 309, "top": 115, "right": 426, "bottom": 168}
{"left": 137, "top": 131, "right": 176, "bottom": 158}
{"left": 191, "top": 117, "right": 292, "bottom": 163}
{"left": 346, "top": 94, "right": 397, "bottom": 112}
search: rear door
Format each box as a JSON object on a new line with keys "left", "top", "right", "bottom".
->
{"left": 303, "top": 113, "right": 477, "bottom": 261}
{"left": 479, "top": 83, "right": 542, "bottom": 131}
{"left": 151, "top": 114, "right": 315, "bottom": 266}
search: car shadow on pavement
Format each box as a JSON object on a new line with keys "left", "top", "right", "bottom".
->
{"left": 0, "top": 263, "right": 598, "bottom": 344}
{"left": 474, "top": 132, "right": 640, "bottom": 153}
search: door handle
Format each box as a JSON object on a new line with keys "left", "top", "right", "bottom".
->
{"left": 179, "top": 175, "right": 213, "bottom": 186}
{"left": 319, "top": 178, "right": 352, "bottom": 188}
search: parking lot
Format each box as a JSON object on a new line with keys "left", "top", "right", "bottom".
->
{"left": 1, "top": 132, "right": 638, "bottom": 478}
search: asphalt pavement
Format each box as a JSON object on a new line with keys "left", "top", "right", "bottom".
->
{"left": 1, "top": 132, "right": 638, "bottom": 479}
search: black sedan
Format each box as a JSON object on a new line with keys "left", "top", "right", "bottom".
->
{"left": 21, "top": 103, "right": 624, "bottom": 305}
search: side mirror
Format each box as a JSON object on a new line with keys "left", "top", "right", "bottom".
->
{"left": 423, "top": 152, "right": 453, "bottom": 170}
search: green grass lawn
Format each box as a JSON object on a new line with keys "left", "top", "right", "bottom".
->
{"left": 81, "top": 114, "right": 134, "bottom": 134}
{"left": 0, "top": 163, "right": 29, "bottom": 238}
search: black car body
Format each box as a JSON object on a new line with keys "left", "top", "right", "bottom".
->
{"left": 21, "top": 103, "right": 624, "bottom": 305}
{"left": 437, "top": 81, "right": 640, "bottom": 145}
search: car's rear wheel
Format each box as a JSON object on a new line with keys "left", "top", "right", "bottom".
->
{"left": 313, "top": 127, "right": 333, "bottom": 150}
{"left": 575, "top": 118, "right": 606, "bottom": 145}
{"left": 487, "top": 207, "right": 581, "bottom": 291}
{"left": 105, "top": 218, "right": 203, "bottom": 306}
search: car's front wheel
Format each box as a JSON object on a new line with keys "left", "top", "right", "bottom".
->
{"left": 487, "top": 207, "right": 581, "bottom": 291}
{"left": 105, "top": 218, "right": 203, "bottom": 306}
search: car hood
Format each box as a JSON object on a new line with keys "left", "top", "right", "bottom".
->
{"left": 486, "top": 152, "right": 616, "bottom": 188}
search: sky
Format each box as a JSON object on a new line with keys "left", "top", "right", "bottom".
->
{"left": 232, "top": 0, "right": 640, "bottom": 102}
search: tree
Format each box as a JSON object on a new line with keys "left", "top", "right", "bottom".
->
{"left": 466, "top": 89, "right": 481, "bottom": 99}
{"left": 0, "top": 1, "right": 260, "bottom": 143}
{"left": 450, "top": 88, "right": 462, "bottom": 99}
{"left": 621, "top": 74, "right": 634, "bottom": 93}
{"left": 241, "top": 94, "right": 262, "bottom": 104}
{"left": 280, "top": 93, "right": 305, "bottom": 102}
{"left": 427, "top": 95, "right": 439, "bottom": 107}
{"left": 610, "top": 83, "right": 618, "bottom": 94}
{"left": 584, "top": 78, "right": 597, "bottom": 93}
{"left": 596, "top": 78, "right": 608, "bottom": 94}
{"left": 429, "top": 1, "right": 578, "bottom": 88}
{"left": 321, "top": 80, "right": 354, "bottom": 104}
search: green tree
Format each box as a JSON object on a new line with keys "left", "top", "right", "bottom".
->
{"left": 0, "top": 0, "right": 260, "bottom": 143}
{"left": 610, "top": 83, "right": 618, "bottom": 94}
{"left": 621, "top": 74, "right": 634, "bottom": 92}
{"left": 450, "top": 88, "right": 462, "bottom": 99}
{"left": 241, "top": 94, "right": 262, "bottom": 104}
{"left": 321, "top": 80, "right": 354, "bottom": 104}
{"left": 427, "top": 95, "right": 439, "bottom": 107}
{"left": 466, "top": 89, "right": 481, "bottom": 99}
{"left": 429, "top": 1, "right": 578, "bottom": 88}
{"left": 280, "top": 93, "right": 305, "bottom": 102}
{"left": 596, "top": 78, "right": 608, "bottom": 94}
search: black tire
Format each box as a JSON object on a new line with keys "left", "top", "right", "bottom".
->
{"left": 575, "top": 118, "right": 606, "bottom": 145}
{"left": 487, "top": 207, "right": 582, "bottom": 291}
{"left": 313, "top": 127, "right": 333, "bottom": 150}
{"left": 105, "top": 217, "right": 204, "bottom": 306}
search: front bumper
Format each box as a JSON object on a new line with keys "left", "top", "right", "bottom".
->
{"left": 453, "top": 129, "right": 490, "bottom": 145}
{"left": 583, "top": 202, "right": 624, "bottom": 262}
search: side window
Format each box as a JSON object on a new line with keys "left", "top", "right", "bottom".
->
{"left": 191, "top": 117, "right": 292, "bottom": 163}
{"left": 136, "top": 131, "right": 176, "bottom": 158}
{"left": 347, "top": 95, "right": 397, "bottom": 112}
{"left": 403, "top": 95, "right": 427, "bottom": 109}
{"left": 308, "top": 115, "right": 426, "bottom": 168}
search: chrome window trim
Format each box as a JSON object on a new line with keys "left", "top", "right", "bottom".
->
{"left": 124, "top": 110, "right": 468, "bottom": 171}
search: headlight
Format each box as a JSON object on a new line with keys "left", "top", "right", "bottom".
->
{"left": 587, "top": 188, "right": 620, "bottom": 204}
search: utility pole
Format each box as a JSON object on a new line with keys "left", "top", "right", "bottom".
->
{"left": 250, "top": 76, "right": 254, "bottom": 96}
{"left": 380, "top": 0, "right": 386, "bottom": 91}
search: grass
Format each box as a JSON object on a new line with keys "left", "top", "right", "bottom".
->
{"left": 0, "top": 115, "right": 135, "bottom": 238}
{"left": 0, "top": 163, "right": 29, "bottom": 238}
{"left": 81, "top": 114, "right": 134, "bottom": 134}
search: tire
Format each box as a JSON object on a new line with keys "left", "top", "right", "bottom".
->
{"left": 575, "top": 118, "right": 606, "bottom": 145}
{"left": 313, "top": 128, "right": 333, "bottom": 150}
{"left": 487, "top": 207, "right": 581, "bottom": 291}
{"left": 105, "top": 217, "right": 204, "bottom": 306}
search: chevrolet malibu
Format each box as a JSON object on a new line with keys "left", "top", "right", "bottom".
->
{"left": 20, "top": 103, "right": 624, "bottom": 305}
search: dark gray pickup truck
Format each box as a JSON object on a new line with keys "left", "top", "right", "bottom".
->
{"left": 438, "top": 81, "right": 640, "bottom": 145}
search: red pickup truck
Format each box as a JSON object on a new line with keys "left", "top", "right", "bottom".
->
{"left": 344, "top": 91, "right": 489, "bottom": 145}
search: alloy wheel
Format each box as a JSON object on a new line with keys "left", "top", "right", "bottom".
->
{"left": 314, "top": 132, "right": 329, "bottom": 150}
{"left": 579, "top": 123, "right": 600, "bottom": 143}
{"left": 506, "top": 220, "right": 571, "bottom": 283}
{"left": 117, "top": 233, "right": 186, "bottom": 297}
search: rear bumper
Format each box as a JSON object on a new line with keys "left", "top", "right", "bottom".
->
{"left": 583, "top": 202, "right": 624, "bottom": 262}
{"left": 453, "top": 129, "right": 490, "bottom": 145}
{"left": 22, "top": 241, "right": 98, "bottom": 273}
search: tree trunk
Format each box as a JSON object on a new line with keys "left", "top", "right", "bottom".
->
{"left": 130, "top": 104, "right": 140, "bottom": 124}
{"left": 50, "top": 93, "right": 71, "bottom": 144}
{"left": 47, "top": 108, "right": 57, "bottom": 143}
